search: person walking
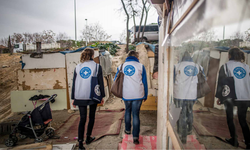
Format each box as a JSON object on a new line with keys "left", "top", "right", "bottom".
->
{"left": 114, "top": 50, "right": 148, "bottom": 144}
{"left": 173, "top": 51, "right": 205, "bottom": 144}
{"left": 71, "top": 48, "right": 105, "bottom": 150}
{"left": 216, "top": 48, "right": 250, "bottom": 149}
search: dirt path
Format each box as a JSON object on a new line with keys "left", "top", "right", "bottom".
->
{"left": 0, "top": 53, "right": 21, "bottom": 122}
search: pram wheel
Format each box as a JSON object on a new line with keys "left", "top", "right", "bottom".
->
{"left": 19, "top": 134, "right": 27, "bottom": 139}
{"left": 45, "top": 127, "right": 55, "bottom": 138}
{"left": 12, "top": 136, "right": 18, "bottom": 144}
{"left": 5, "top": 138, "right": 15, "bottom": 147}
{"left": 35, "top": 137, "right": 43, "bottom": 143}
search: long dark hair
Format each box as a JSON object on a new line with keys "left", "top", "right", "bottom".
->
{"left": 228, "top": 48, "right": 245, "bottom": 63}
{"left": 80, "top": 48, "right": 94, "bottom": 63}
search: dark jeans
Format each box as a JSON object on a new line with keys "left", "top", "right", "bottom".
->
{"left": 124, "top": 100, "right": 143, "bottom": 139}
{"left": 78, "top": 104, "right": 97, "bottom": 142}
{"left": 224, "top": 100, "right": 250, "bottom": 145}
{"left": 174, "top": 100, "right": 195, "bottom": 143}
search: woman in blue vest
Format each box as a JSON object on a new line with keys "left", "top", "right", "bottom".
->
{"left": 216, "top": 48, "right": 250, "bottom": 149}
{"left": 71, "top": 48, "right": 105, "bottom": 150}
{"left": 114, "top": 50, "right": 148, "bottom": 144}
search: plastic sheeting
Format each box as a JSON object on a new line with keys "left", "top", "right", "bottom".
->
{"left": 136, "top": 42, "right": 156, "bottom": 53}
{"left": 170, "top": 0, "right": 250, "bottom": 46}
{"left": 60, "top": 46, "right": 95, "bottom": 55}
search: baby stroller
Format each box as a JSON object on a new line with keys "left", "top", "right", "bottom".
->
{"left": 5, "top": 94, "right": 57, "bottom": 147}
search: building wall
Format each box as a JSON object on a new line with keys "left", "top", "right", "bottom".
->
{"left": 11, "top": 89, "right": 67, "bottom": 112}
{"left": 17, "top": 68, "right": 67, "bottom": 90}
{"left": 22, "top": 53, "right": 66, "bottom": 69}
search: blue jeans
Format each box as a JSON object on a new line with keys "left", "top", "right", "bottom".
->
{"left": 124, "top": 100, "right": 143, "bottom": 139}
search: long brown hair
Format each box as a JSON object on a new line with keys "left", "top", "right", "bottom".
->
{"left": 80, "top": 48, "right": 94, "bottom": 63}
{"left": 228, "top": 47, "right": 245, "bottom": 63}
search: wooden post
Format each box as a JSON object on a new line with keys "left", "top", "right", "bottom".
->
{"left": 36, "top": 42, "right": 42, "bottom": 53}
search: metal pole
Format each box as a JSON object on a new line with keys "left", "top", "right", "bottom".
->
{"left": 223, "top": 25, "right": 225, "bottom": 40}
{"left": 74, "top": 0, "right": 77, "bottom": 46}
{"left": 85, "top": 19, "right": 87, "bottom": 46}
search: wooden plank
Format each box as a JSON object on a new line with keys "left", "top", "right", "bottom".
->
{"left": 148, "top": 50, "right": 155, "bottom": 58}
{"left": 213, "top": 52, "right": 228, "bottom": 110}
{"left": 17, "top": 68, "right": 67, "bottom": 90}
{"left": 141, "top": 96, "right": 157, "bottom": 110}
{"left": 11, "top": 142, "right": 53, "bottom": 150}
{"left": 11, "top": 89, "right": 67, "bottom": 112}
{"left": 65, "top": 60, "right": 70, "bottom": 109}
{"left": 163, "top": 2, "right": 167, "bottom": 17}
{"left": 169, "top": 0, "right": 200, "bottom": 34}
{"left": 167, "top": 121, "right": 182, "bottom": 150}
{"left": 151, "top": 0, "right": 165, "bottom": 4}
{"left": 205, "top": 57, "right": 220, "bottom": 108}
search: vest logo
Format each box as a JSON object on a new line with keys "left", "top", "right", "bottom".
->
{"left": 94, "top": 85, "right": 101, "bottom": 96}
{"left": 124, "top": 65, "right": 135, "bottom": 76}
{"left": 222, "top": 85, "right": 230, "bottom": 97}
{"left": 184, "top": 65, "right": 198, "bottom": 76}
{"left": 80, "top": 67, "right": 92, "bottom": 79}
{"left": 233, "top": 67, "right": 246, "bottom": 79}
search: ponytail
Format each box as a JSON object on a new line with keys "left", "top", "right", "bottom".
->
{"left": 80, "top": 48, "right": 94, "bottom": 63}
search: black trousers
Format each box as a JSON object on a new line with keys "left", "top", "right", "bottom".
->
{"left": 224, "top": 101, "right": 250, "bottom": 145}
{"left": 78, "top": 104, "right": 97, "bottom": 142}
{"left": 174, "top": 100, "right": 195, "bottom": 143}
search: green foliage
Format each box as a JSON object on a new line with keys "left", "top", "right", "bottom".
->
{"left": 129, "top": 45, "right": 136, "bottom": 51}
{"left": 90, "top": 42, "right": 121, "bottom": 55}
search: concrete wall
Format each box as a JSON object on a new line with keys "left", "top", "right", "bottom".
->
{"left": 11, "top": 89, "right": 67, "bottom": 112}
{"left": 17, "top": 68, "right": 66, "bottom": 90}
{"left": 22, "top": 53, "right": 66, "bottom": 69}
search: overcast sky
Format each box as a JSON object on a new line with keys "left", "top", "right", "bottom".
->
{"left": 0, "top": 0, "right": 158, "bottom": 41}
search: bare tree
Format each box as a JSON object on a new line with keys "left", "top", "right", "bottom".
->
{"left": 81, "top": 23, "right": 111, "bottom": 42}
{"left": 56, "top": 32, "right": 69, "bottom": 41}
{"left": 12, "top": 33, "right": 23, "bottom": 43}
{"left": 33, "top": 32, "right": 43, "bottom": 43}
{"left": 141, "top": 0, "right": 151, "bottom": 41}
{"left": 136, "top": 0, "right": 146, "bottom": 42}
{"left": 121, "top": 0, "right": 129, "bottom": 53}
{"left": 42, "top": 30, "right": 56, "bottom": 43}
{"left": 23, "top": 32, "right": 33, "bottom": 44}
{"left": 244, "top": 28, "right": 250, "bottom": 41}
{"left": 231, "top": 31, "right": 244, "bottom": 40}
{"left": 128, "top": 0, "right": 140, "bottom": 42}
{"left": 119, "top": 30, "right": 126, "bottom": 43}
{"left": 8, "top": 36, "right": 13, "bottom": 54}
{"left": 0, "top": 37, "right": 8, "bottom": 47}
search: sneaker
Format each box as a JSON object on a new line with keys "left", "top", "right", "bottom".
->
{"left": 133, "top": 139, "right": 139, "bottom": 145}
{"left": 124, "top": 130, "right": 131, "bottom": 135}
{"left": 225, "top": 138, "right": 239, "bottom": 147}
{"left": 79, "top": 142, "right": 85, "bottom": 150}
{"left": 86, "top": 136, "right": 95, "bottom": 145}
{"left": 246, "top": 144, "right": 250, "bottom": 150}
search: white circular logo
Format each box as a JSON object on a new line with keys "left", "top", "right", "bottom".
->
{"left": 222, "top": 85, "right": 230, "bottom": 97}
{"left": 94, "top": 85, "right": 101, "bottom": 96}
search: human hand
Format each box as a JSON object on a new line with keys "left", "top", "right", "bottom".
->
{"left": 216, "top": 99, "right": 221, "bottom": 105}
{"left": 72, "top": 100, "right": 76, "bottom": 108}
{"left": 101, "top": 99, "right": 104, "bottom": 105}
{"left": 152, "top": 72, "right": 158, "bottom": 79}
{"left": 143, "top": 99, "right": 146, "bottom": 102}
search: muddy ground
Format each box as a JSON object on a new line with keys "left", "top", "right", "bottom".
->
{"left": 0, "top": 97, "right": 157, "bottom": 149}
